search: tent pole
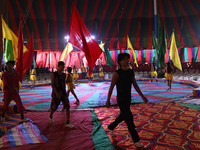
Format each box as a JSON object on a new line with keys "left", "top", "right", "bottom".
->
{"left": 153, "top": 0, "right": 159, "bottom": 70}
{"left": 154, "top": 0, "right": 157, "bottom": 39}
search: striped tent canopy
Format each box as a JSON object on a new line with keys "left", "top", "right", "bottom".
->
{"left": 3, "top": 0, "right": 200, "bottom": 51}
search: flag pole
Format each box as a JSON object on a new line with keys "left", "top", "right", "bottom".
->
{"left": 48, "top": 21, "right": 50, "bottom": 70}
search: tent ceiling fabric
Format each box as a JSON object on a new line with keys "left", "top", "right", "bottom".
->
{"left": 6, "top": 0, "right": 200, "bottom": 50}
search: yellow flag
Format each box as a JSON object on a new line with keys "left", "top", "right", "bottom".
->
{"left": 127, "top": 35, "right": 138, "bottom": 67}
{"left": 60, "top": 42, "right": 73, "bottom": 61}
{"left": 2, "top": 17, "right": 28, "bottom": 61}
{"left": 169, "top": 32, "right": 182, "bottom": 71}
{"left": 99, "top": 43, "right": 105, "bottom": 50}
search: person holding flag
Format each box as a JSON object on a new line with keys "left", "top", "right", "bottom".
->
{"left": 81, "top": 63, "right": 86, "bottom": 79}
{"left": 0, "top": 61, "right": 26, "bottom": 122}
{"left": 87, "top": 66, "right": 94, "bottom": 85}
{"left": 73, "top": 65, "right": 79, "bottom": 84}
{"left": 30, "top": 66, "right": 37, "bottom": 89}
{"left": 49, "top": 61, "right": 74, "bottom": 128}
{"left": 165, "top": 62, "right": 173, "bottom": 91}
{"left": 66, "top": 67, "right": 80, "bottom": 104}
{"left": 151, "top": 61, "right": 158, "bottom": 82}
{"left": 99, "top": 64, "right": 105, "bottom": 81}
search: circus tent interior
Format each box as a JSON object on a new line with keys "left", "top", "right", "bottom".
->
{"left": 0, "top": 0, "right": 200, "bottom": 149}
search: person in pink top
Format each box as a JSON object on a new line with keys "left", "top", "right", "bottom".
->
{"left": 0, "top": 61, "right": 26, "bottom": 122}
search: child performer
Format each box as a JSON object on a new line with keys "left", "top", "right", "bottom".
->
{"left": 87, "top": 68, "right": 94, "bottom": 85}
{"left": 151, "top": 62, "right": 158, "bottom": 82}
{"left": 0, "top": 61, "right": 26, "bottom": 122}
{"left": 73, "top": 65, "right": 79, "bottom": 84}
{"left": 49, "top": 61, "right": 74, "bottom": 128}
{"left": 165, "top": 62, "right": 173, "bottom": 91}
{"left": 99, "top": 65, "right": 105, "bottom": 81}
{"left": 106, "top": 53, "right": 148, "bottom": 148}
{"left": 30, "top": 66, "right": 37, "bottom": 89}
{"left": 66, "top": 67, "right": 80, "bottom": 104}
{"left": 81, "top": 63, "right": 86, "bottom": 79}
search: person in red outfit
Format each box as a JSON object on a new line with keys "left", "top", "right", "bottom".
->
{"left": 0, "top": 61, "right": 26, "bottom": 122}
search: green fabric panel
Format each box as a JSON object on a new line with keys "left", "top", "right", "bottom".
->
{"left": 152, "top": 32, "right": 158, "bottom": 52}
{"left": 33, "top": 55, "right": 36, "bottom": 68}
{"left": 90, "top": 110, "right": 114, "bottom": 150}
{"left": 106, "top": 50, "right": 114, "bottom": 67}
{"left": 152, "top": 49, "right": 156, "bottom": 62}
{"left": 184, "top": 47, "right": 189, "bottom": 62}
{"left": 194, "top": 47, "right": 199, "bottom": 62}
{"left": 143, "top": 49, "right": 146, "bottom": 60}
{"left": 178, "top": 103, "right": 200, "bottom": 111}
{"left": 109, "top": 51, "right": 112, "bottom": 59}
{"left": 5, "top": 39, "right": 14, "bottom": 62}
{"left": 158, "top": 23, "right": 167, "bottom": 67}
{"left": 100, "top": 41, "right": 105, "bottom": 52}
{"left": 135, "top": 50, "right": 138, "bottom": 59}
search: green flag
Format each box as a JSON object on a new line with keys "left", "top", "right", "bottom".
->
{"left": 105, "top": 49, "right": 114, "bottom": 67}
{"left": 152, "top": 32, "right": 158, "bottom": 53}
{"left": 99, "top": 41, "right": 105, "bottom": 52}
{"left": 5, "top": 39, "right": 14, "bottom": 62}
{"left": 158, "top": 24, "right": 167, "bottom": 67}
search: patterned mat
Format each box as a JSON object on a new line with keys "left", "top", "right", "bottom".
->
{"left": 95, "top": 102, "right": 200, "bottom": 150}
{"left": 0, "top": 112, "right": 22, "bottom": 137}
{"left": 0, "top": 121, "right": 48, "bottom": 148}
{"left": 0, "top": 81, "right": 194, "bottom": 111}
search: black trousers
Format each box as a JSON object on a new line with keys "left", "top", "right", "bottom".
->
{"left": 108, "top": 101, "right": 140, "bottom": 143}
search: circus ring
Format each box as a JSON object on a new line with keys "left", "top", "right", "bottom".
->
{"left": 0, "top": 78, "right": 200, "bottom": 149}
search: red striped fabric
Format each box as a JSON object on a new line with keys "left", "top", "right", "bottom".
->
{"left": 167, "top": 0, "right": 185, "bottom": 47}
{"left": 51, "top": 0, "right": 59, "bottom": 50}
{"left": 147, "top": 2, "right": 152, "bottom": 48}
{"left": 63, "top": 0, "right": 67, "bottom": 35}
{"left": 7, "top": 0, "right": 18, "bottom": 34}
{"left": 146, "top": 49, "right": 150, "bottom": 63}
{"left": 26, "top": 0, "right": 42, "bottom": 50}
{"left": 15, "top": 0, "right": 30, "bottom": 38}
{"left": 97, "top": 0, "right": 111, "bottom": 40}
{"left": 90, "top": 0, "right": 100, "bottom": 32}
{"left": 121, "top": 1, "right": 137, "bottom": 48}
{"left": 137, "top": 50, "right": 142, "bottom": 64}
{"left": 38, "top": 0, "right": 50, "bottom": 50}
{"left": 187, "top": 47, "right": 192, "bottom": 63}
{"left": 165, "top": 49, "right": 169, "bottom": 63}
{"left": 103, "top": 0, "right": 121, "bottom": 43}
{"left": 134, "top": 0, "right": 144, "bottom": 49}
{"left": 82, "top": 0, "right": 89, "bottom": 22}
{"left": 109, "top": 0, "right": 129, "bottom": 49}
{"left": 177, "top": 0, "right": 199, "bottom": 46}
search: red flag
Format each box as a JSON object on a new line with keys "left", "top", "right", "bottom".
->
{"left": 23, "top": 33, "right": 34, "bottom": 75}
{"left": 69, "top": 3, "right": 102, "bottom": 75}
{"left": 16, "top": 15, "right": 24, "bottom": 82}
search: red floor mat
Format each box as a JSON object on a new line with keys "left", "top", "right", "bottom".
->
{"left": 6, "top": 110, "right": 96, "bottom": 150}
{"left": 95, "top": 102, "right": 200, "bottom": 150}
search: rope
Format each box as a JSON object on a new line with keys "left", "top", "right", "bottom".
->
{"left": 22, "top": 0, "right": 33, "bottom": 28}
